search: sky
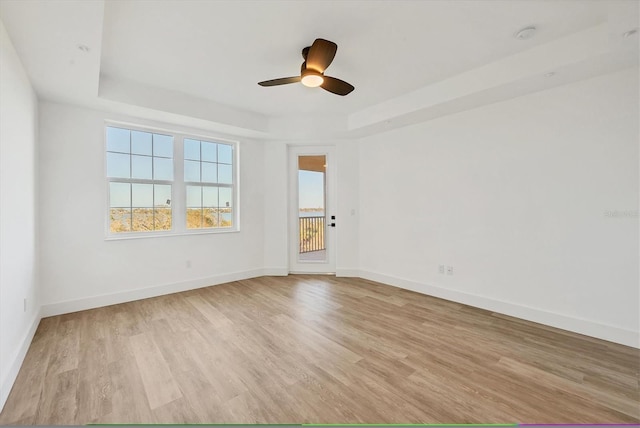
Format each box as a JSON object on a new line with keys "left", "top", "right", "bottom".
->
{"left": 107, "top": 127, "right": 234, "bottom": 209}
{"left": 298, "top": 170, "right": 324, "bottom": 210}
{"left": 107, "top": 126, "right": 324, "bottom": 213}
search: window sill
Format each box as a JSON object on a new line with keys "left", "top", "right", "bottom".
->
{"left": 105, "top": 228, "right": 239, "bottom": 241}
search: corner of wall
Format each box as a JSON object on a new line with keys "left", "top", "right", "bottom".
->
{"left": 0, "top": 309, "right": 41, "bottom": 412}
{"left": 0, "top": 16, "right": 43, "bottom": 412}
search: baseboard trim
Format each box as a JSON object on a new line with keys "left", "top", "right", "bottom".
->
{"left": 36, "top": 268, "right": 640, "bottom": 347}
{"left": 262, "top": 267, "right": 289, "bottom": 276}
{"left": 0, "top": 308, "right": 42, "bottom": 412}
{"left": 40, "top": 268, "right": 266, "bottom": 318}
{"left": 359, "top": 270, "right": 639, "bottom": 348}
{"left": 336, "top": 268, "right": 360, "bottom": 277}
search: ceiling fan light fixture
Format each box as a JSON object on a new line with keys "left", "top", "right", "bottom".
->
{"left": 258, "top": 38, "right": 354, "bottom": 95}
{"left": 301, "top": 70, "right": 324, "bottom": 87}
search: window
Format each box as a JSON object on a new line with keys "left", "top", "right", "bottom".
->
{"left": 106, "top": 126, "right": 174, "bottom": 233}
{"left": 105, "top": 124, "right": 237, "bottom": 237}
{"left": 184, "top": 138, "right": 235, "bottom": 230}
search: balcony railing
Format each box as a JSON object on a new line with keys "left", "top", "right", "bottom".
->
{"left": 299, "top": 216, "right": 325, "bottom": 253}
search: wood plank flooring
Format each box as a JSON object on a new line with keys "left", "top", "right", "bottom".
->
{"left": 0, "top": 275, "right": 638, "bottom": 424}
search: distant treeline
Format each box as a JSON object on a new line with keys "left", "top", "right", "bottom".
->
{"left": 110, "top": 207, "right": 232, "bottom": 232}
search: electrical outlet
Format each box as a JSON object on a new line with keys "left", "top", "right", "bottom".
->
{"left": 186, "top": 260, "right": 192, "bottom": 268}
{"left": 447, "top": 266, "right": 454, "bottom": 275}
{"left": 438, "top": 265, "right": 445, "bottom": 274}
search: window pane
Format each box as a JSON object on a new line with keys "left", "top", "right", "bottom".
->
{"left": 109, "top": 182, "right": 130, "bottom": 207}
{"left": 132, "top": 155, "right": 152, "bottom": 179}
{"left": 110, "top": 208, "right": 131, "bottom": 232}
{"left": 184, "top": 160, "right": 200, "bottom": 182}
{"left": 203, "top": 208, "right": 218, "bottom": 228}
{"left": 184, "top": 139, "right": 200, "bottom": 160}
{"left": 154, "top": 157, "right": 173, "bottom": 181}
{"left": 202, "top": 142, "right": 217, "bottom": 162}
{"left": 106, "top": 126, "right": 236, "bottom": 234}
{"left": 154, "top": 208, "right": 172, "bottom": 231}
{"left": 132, "top": 208, "right": 154, "bottom": 232}
{"left": 219, "top": 187, "right": 232, "bottom": 208}
{"left": 202, "top": 162, "right": 217, "bottom": 183}
{"left": 218, "top": 164, "right": 232, "bottom": 184}
{"left": 186, "top": 185, "right": 201, "bottom": 208}
{"left": 132, "top": 183, "right": 153, "bottom": 207}
{"left": 153, "top": 134, "right": 173, "bottom": 158}
{"left": 131, "top": 131, "right": 152, "bottom": 155}
{"left": 220, "top": 209, "right": 233, "bottom": 227}
{"left": 186, "top": 208, "right": 202, "bottom": 229}
{"left": 107, "top": 152, "right": 130, "bottom": 178}
{"left": 154, "top": 184, "right": 171, "bottom": 208}
{"left": 106, "top": 127, "right": 130, "bottom": 153}
{"left": 218, "top": 144, "right": 232, "bottom": 164}
{"left": 203, "top": 186, "right": 218, "bottom": 207}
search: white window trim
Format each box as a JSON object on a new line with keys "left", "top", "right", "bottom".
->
{"left": 104, "top": 120, "right": 240, "bottom": 240}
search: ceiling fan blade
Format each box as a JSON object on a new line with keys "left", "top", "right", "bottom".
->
{"left": 306, "top": 38, "right": 337, "bottom": 73}
{"left": 258, "top": 76, "right": 301, "bottom": 86}
{"left": 321, "top": 76, "right": 354, "bottom": 96}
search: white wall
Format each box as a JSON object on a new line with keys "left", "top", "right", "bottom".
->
{"left": 262, "top": 141, "right": 289, "bottom": 275}
{"left": 38, "top": 101, "right": 266, "bottom": 314}
{"left": 358, "top": 68, "right": 639, "bottom": 347}
{"left": 336, "top": 140, "right": 360, "bottom": 276}
{"left": 0, "top": 19, "right": 40, "bottom": 407}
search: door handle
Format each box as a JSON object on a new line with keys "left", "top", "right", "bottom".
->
{"left": 330, "top": 223, "right": 336, "bottom": 227}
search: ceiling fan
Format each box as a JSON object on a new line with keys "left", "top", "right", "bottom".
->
{"left": 258, "top": 38, "right": 355, "bottom": 96}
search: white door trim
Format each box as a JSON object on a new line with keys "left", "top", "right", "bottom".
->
{"left": 288, "top": 145, "right": 336, "bottom": 274}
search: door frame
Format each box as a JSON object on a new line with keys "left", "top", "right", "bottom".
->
{"left": 288, "top": 145, "right": 336, "bottom": 274}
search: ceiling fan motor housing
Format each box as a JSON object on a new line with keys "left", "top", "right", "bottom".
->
{"left": 301, "top": 68, "right": 324, "bottom": 87}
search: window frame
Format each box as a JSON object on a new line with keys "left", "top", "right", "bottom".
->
{"left": 104, "top": 121, "right": 240, "bottom": 240}
{"left": 183, "top": 137, "right": 235, "bottom": 231}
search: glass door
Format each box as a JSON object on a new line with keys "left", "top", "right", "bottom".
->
{"left": 288, "top": 146, "right": 336, "bottom": 273}
{"left": 298, "top": 155, "right": 327, "bottom": 262}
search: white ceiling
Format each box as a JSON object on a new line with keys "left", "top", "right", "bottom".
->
{"left": 1, "top": 0, "right": 638, "bottom": 139}
{"left": 100, "top": 0, "right": 610, "bottom": 116}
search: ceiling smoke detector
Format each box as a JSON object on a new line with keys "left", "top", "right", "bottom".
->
{"left": 514, "top": 26, "right": 537, "bottom": 40}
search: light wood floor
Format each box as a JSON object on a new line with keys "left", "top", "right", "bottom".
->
{"left": 1, "top": 275, "right": 638, "bottom": 424}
